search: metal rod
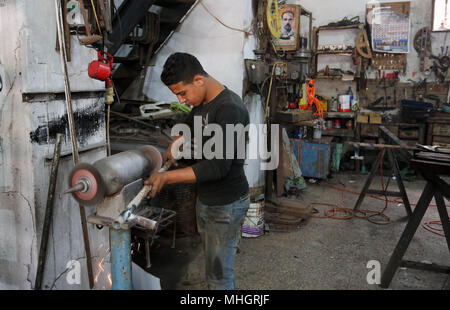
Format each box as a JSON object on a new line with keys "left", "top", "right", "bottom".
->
{"left": 64, "top": 182, "right": 87, "bottom": 194}
{"left": 55, "top": 0, "right": 94, "bottom": 289}
{"left": 127, "top": 214, "right": 158, "bottom": 231}
{"left": 347, "top": 142, "right": 417, "bottom": 150}
{"left": 35, "top": 133, "right": 63, "bottom": 290}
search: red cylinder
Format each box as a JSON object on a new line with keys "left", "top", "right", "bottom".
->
{"left": 88, "top": 60, "right": 111, "bottom": 81}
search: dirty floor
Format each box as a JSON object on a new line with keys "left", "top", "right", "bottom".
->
{"left": 134, "top": 172, "right": 450, "bottom": 290}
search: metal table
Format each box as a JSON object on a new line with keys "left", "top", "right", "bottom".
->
{"left": 380, "top": 150, "right": 450, "bottom": 288}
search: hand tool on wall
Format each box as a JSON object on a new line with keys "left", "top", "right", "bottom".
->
{"left": 77, "top": 0, "right": 102, "bottom": 45}
{"left": 413, "top": 27, "right": 431, "bottom": 72}
{"left": 355, "top": 25, "right": 372, "bottom": 59}
{"left": 266, "top": 0, "right": 281, "bottom": 39}
{"left": 305, "top": 79, "right": 324, "bottom": 118}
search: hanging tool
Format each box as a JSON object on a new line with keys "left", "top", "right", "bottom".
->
{"left": 413, "top": 27, "right": 432, "bottom": 72}
{"left": 88, "top": 51, "right": 114, "bottom": 154}
{"left": 77, "top": 0, "right": 102, "bottom": 45}
{"left": 266, "top": 0, "right": 281, "bottom": 39}
{"left": 305, "top": 79, "right": 324, "bottom": 119}
{"left": 355, "top": 25, "right": 372, "bottom": 59}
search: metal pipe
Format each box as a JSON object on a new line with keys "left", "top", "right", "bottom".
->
{"left": 127, "top": 214, "right": 158, "bottom": 231}
{"left": 35, "top": 133, "right": 63, "bottom": 290}
{"left": 110, "top": 229, "right": 132, "bottom": 290}
{"left": 55, "top": 0, "right": 94, "bottom": 288}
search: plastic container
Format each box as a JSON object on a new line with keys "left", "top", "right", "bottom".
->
{"left": 334, "top": 119, "right": 341, "bottom": 128}
{"left": 338, "top": 95, "right": 351, "bottom": 111}
{"left": 242, "top": 202, "right": 264, "bottom": 238}
{"left": 326, "top": 120, "right": 333, "bottom": 130}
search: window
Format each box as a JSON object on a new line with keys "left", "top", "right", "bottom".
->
{"left": 433, "top": 0, "right": 450, "bottom": 31}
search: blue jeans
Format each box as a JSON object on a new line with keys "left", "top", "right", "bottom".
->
{"left": 196, "top": 194, "right": 250, "bottom": 290}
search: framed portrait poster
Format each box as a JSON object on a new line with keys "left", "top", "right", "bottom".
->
{"left": 273, "top": 5, "right": 300, "bottom": 51}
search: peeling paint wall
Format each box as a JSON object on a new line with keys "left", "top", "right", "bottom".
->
{"left": 0, "top": 0, "right": 110, "bottom": 289}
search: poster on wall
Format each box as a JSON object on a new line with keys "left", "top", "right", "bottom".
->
{"left": 273, "top": 5, "right": 300, "bottom": 51}
{"left": 371, "top": 7, "right": 410, "bottom": 53}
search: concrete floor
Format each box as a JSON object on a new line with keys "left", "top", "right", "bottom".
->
{"left": 136, "top": 172, "right": 450, "bottom": 290}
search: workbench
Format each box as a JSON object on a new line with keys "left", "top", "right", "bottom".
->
{"left": 380, "top": 149, "right": 450, "bottom": 288}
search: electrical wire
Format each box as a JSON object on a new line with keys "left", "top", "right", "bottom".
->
{"left": 199, "top": 0, "right": 251, "bottom": 35}
{"left": 310, "top": 149, "right": 450, "bottom": 234}
{"left": 90, "top": 0, "right": 102, "bottom": 35}
{"left": 106, "top": 104, "right": 111, "bottom": 156}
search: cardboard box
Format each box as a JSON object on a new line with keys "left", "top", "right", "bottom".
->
{"left": 356, "top": 113, "right": 369, "bottom": 123}
{"left": 369, "top": 113, "right": 382, "bottom": 124}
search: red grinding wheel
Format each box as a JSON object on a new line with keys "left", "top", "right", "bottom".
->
{"left": 68, "top": 163, "right": 106, "bottom": 206}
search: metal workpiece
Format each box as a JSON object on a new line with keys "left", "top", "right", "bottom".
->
{"left": 67, "top": 145, "right": 162, "bottom": 206}
{"left": 127, "top": 214, "right": 158, "bottom": 231}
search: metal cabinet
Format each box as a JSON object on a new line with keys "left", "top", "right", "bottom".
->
{"left": 290, "top": 139, "right": 330, "bottom": 179}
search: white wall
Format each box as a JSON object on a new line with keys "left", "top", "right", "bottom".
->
{"left": 143, "top": 0, "right": 254, "bottom": 102}
{"left": 0, "top": 0, "right": 109, "bottom": 289}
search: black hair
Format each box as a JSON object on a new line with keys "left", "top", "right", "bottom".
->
{"left": 282, "top": 11, "right": 294, "bottom": 18}
{"left": 160, "top": 52, "right": 208, "bottom": 86}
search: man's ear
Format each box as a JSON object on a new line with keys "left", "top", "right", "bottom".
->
{"left": 192, "top": 74, "right": 205, "bottom": 87}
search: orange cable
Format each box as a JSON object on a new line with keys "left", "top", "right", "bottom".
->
{"left": 309, "top": 148, "right": 450, "bottom": 235}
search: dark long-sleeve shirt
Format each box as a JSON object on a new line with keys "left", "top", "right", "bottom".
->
{"left": 183, "top": 88, "right": 250, "bottom": 206}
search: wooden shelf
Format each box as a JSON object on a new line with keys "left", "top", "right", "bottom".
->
{"left": 318, "top": 23, "right": 363, "bottom": 31}
{"left": 322, "top": 129, "right": 355, "bottom": 137}
{"left": 324, "top": 112, "right": 355, "bottom": 119}
{"left": 315, "top": 75, "right": 356, "bottom": 81}
{"left": 315, "top": 50, "right": 354, "bottom": 55}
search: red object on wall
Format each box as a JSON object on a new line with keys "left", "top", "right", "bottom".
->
{"left": 288, "top": 101, "right": 298, "bottom": 109}
{"left": 88, "top": 51, "right": 114, "bottom": 86}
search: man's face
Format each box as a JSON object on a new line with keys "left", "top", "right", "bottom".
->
{"left": 168, "top": 75, "right": 206, "bottom": 107}
{"left": 282, "top": 12, "right": 294, "bottom": 32}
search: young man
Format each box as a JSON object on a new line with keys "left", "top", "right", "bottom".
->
{"left": 144, "top": 52, "right": 250, "bottom": 289}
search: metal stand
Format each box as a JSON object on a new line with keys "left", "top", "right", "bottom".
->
{"left": 110, "top": 228, "right": 132, "bottom": 290}
{"left": 380, "top": 161, "right": 450, "bottom": 288}
{"left": 353, "top": 148, "right": 412, "bottom": 217}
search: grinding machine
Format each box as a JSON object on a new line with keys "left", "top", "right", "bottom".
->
{"left": 65, "top": 145, "right": 166, "bottom": 289}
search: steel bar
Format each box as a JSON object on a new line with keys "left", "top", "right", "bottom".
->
{"left": 35, "top": 133, "right": 63, "bottom": 290}
{"left": 348, "top": 141, "right": 417, "bottom": 151}
{"left": 55, "top": 0, "right": 94, "bottom": 288}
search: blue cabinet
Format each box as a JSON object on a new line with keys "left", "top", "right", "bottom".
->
{"left": 290, "top": 139, "right": 330, "bottom": 179}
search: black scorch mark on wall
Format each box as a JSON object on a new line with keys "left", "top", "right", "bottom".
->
{"left": 30, "top": 104, "right": 105, "bottom": 145}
